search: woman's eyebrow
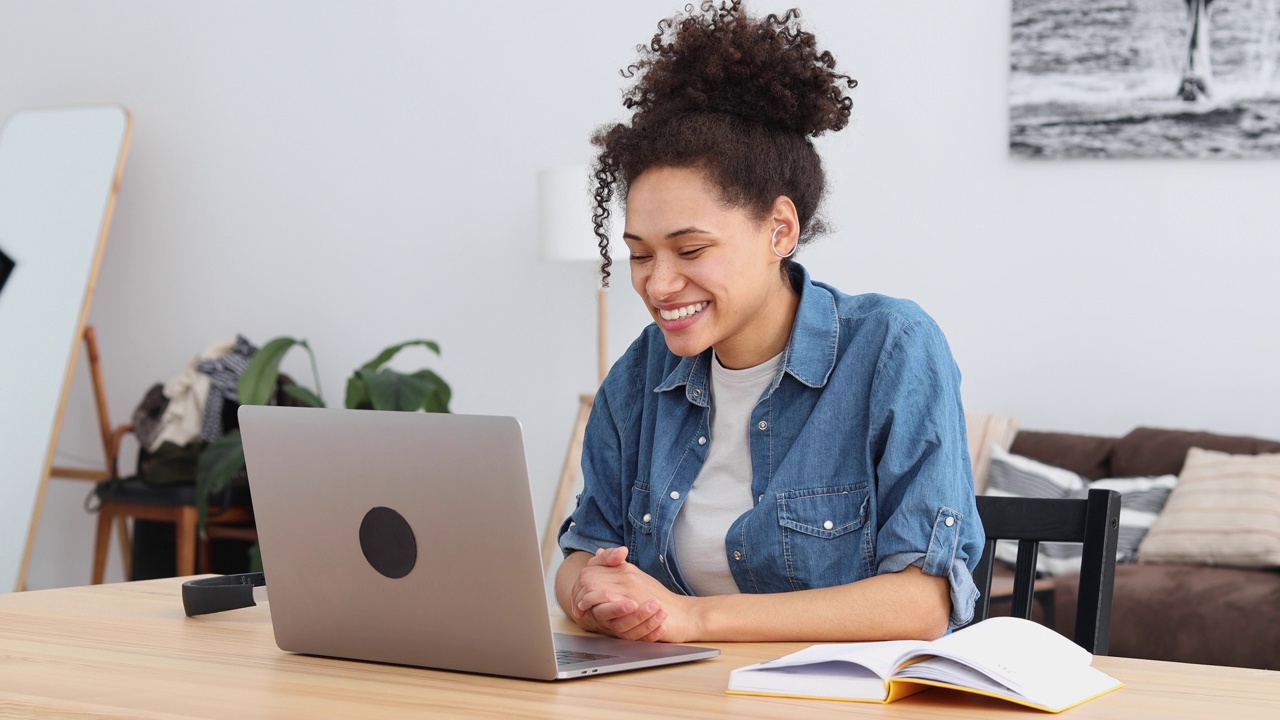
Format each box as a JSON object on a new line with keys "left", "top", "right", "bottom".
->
{"left": 623, "top": 227, "right": 711, "bottom": 243}
{"left": 666, "top": 227, "right": 710, "bottom": 240}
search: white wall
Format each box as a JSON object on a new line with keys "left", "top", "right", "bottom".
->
{"left": 2, "top": 0, "right": 1276, "bottom": 590}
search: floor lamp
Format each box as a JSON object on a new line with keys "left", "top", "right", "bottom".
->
{"left": 537, "top": 167, "right": 612, "bottom": 573}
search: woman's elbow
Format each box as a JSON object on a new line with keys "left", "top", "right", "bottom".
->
{"left": 901, "top": 570, "right": 953, "bottom": 640}
{"left": 916, "top": 602, "right": 952, "bottom": 640}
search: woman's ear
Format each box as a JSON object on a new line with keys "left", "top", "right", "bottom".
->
{"left": 768, "top": 196, "right": 801, "bottom": 259}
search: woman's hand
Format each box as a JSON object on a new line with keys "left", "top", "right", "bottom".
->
{"left": 569, "top": 547, "right": 701, "bottom": 643}
{"left": 569, "top": 548, "right": 668, "bottom": 641}
{"left": 556, "top": 548, "right": 664, "bottom": 639}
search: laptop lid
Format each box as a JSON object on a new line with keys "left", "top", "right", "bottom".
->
{"left": 238, "top": 405, "right": 717, "bottom": 680}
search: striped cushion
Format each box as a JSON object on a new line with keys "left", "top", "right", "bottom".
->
{"left": 1085, "top": 475, "right": 1178, "bottom": 563}
{"left": 986, "top": 447, "right": 1178, "bottom": 575}
{"left": 986, "top": 447, "right": 1085, "bottom": 576}
{"left": 1138, "top": 448, "right": 1280, "bottom": 568}
{"left": 986, "top": 445, "right": 1084, "bottom": 499}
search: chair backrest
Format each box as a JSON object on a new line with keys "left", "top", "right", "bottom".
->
{"left": 971, "top": 488, "right": 1121, "bottom": 654}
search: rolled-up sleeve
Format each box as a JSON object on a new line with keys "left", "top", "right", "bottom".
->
{"left": 557, "top": 386, "right": 627, "bottom": 557}
{"left": 869, "top": 317, "right": 985, "bottom": 630}
{"left": 879, "top": 509, "right": 982, "bottom": 629}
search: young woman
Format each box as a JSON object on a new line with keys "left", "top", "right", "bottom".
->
{"left": 556, "top": 1, "right": 983, "bottom": 644}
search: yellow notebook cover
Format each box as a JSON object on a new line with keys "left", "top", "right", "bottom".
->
{"left": 726, "top": 617, "right": 1123, "bottom": 712}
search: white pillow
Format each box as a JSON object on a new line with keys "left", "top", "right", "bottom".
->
{"left": 985, "top": 447, "right": 1177, "bottom": 575}
{"left": 985, "top": 445, "right": 1085, "bottom": 498}
{"left": 1088, "top": 475, "right": 1178, "bottom": 563}
{"left": 985, "top": 447, "right": 1086, "bottom": 576}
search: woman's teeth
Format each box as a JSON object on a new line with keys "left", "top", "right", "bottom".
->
{"left": 659, "top": 302, "right": 708, "bottom": 321}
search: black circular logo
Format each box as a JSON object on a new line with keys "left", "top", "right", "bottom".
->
{"left": 358, "top": 506, "right": 417, "bottom": 579}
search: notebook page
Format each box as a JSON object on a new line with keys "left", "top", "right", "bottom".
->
{"left": 897, "top": 617, "right": 1099, "bottom": 699}
{"left": 895, "top": 657, "right": 1123, "bottom": 712}
{"left": 730, "top": 640, "right": 926, "bottom": 700}
{"left": 752, "top": 640, "right": 925, "bottom": 679}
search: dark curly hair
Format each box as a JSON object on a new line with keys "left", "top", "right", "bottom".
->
{"left": 591, "top": 0, "right": 857, "bottom": 286}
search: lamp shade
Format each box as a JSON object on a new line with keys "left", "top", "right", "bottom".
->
{"left": 538, "top": 166, "right": 622, "bottom": 263}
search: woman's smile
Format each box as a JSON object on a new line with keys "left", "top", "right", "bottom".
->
{"left": 656, "top": 301, "right": 710, "bottom": 328}
{"left": 657, "top": 301, "right": 709, "bottom": 321}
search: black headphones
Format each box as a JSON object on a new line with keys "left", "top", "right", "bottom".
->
{"left": 181, "top": 572, "right": 266, "bottom": 616}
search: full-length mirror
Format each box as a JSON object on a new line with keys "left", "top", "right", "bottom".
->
{"left": 0, "top": 105, "right": 131, "bottom": 592}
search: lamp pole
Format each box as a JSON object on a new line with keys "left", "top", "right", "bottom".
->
{"left": 537, "top": 166, "right": 621, "bottom": 572}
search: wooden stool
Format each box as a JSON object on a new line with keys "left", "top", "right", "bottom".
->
{"left": 92, "top": 478, "right": 255, "bottom": 583}
{"left": 92, "top": 423, "right": 255, "bottom": 583}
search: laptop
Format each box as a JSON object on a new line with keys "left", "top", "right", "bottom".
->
{"left": 238, "top": 405, "right": 719, "bottom": 680}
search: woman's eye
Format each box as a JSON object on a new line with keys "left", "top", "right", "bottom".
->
{"left": 679, "top": 247, "right": 706, "bottom": 258}
{"left": 630, "top": 254, "right": 653, "bottom": 263}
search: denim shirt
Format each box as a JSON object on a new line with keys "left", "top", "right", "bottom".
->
{"left": 558, "top": 264, "right": 983, "bottom": 629}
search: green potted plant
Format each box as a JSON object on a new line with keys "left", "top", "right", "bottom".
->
{"left": 194, "top": 337, "right": 451, "bottom": 568}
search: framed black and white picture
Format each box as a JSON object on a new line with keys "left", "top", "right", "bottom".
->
{"left": 1011, "top": 0, "right": 1280, "bottom": 158}
{"left": 0, "top": 245, "right": 14, "bottom": 297}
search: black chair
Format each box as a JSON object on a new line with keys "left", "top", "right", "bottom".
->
{"left": 971, "top": 488, "right": 1121, "bottom": 654}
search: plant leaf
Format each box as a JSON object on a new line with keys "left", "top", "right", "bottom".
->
{"left": 411, "top": 369, "right": 452, "bottom": 413}
{"left": 360, "top": 368, "right": 432, "bottom": 412}
{"left": 345, "top": 373, "right": 372, "bottom": 409}
{"left": 239, "top": 337, "right": 304, "bottom": 406}
{"left": 195, "top": 430, "right": 246, "bottom": 533}
{"left": 282, "top": 382, "right": 325, "bottom": 408}
{"left": 360, "top": 340, "right": 441, "bottom": 372}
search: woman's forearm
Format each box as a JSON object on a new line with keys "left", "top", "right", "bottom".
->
{"left": 691, "top": 565, "right": 951, "bottom": 642}
{"left": 561, "top": 550, "right": 952, "bottom": 643}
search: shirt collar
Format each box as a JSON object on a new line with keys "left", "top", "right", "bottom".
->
{"left": 653, "top": 263, "right": 838, "bottom": 402}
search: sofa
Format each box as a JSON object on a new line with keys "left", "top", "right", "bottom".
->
{"left": 992, "top": 426, "right": 1280, "bottom": 670}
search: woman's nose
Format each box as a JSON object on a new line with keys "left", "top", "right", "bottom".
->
{"left": 646, "top": 257, "right": 684, "bottom": 298}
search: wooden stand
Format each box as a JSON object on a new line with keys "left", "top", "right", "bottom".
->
{"left": 50, "top": 326, "right": 115, "bottom": 482}
{"left": 540, "top": 393, "right": 594, "bottom": 573}
{"left": 595, "top": 287, "right": 608, "bottom": 385}
{"left": 17, "top": 326, "right": 117, "bottom": 591}
{"left": 540, "top": 288, "right": 609, "bottom": 574}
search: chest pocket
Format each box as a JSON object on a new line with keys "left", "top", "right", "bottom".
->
{"left": 776, "top": 484, "right": 874, "bottom": 590}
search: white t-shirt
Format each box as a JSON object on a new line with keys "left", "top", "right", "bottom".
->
{"left": 671, "top": 350, "right": 782, "bottom": 596}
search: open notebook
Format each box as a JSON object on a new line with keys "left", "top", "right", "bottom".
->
{"left": 727, "top": 616, "right": 1122, "bottom": 713}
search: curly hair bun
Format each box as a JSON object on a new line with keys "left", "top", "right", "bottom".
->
{"left": 623, "top": 1, "right": 856, "bottom": 137}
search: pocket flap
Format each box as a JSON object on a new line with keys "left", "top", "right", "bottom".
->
{"left": 777, "top": 485, "right": 869, "bottom": 538}
{"left": 627, "top": 486, "right": 654, "bottom": 534}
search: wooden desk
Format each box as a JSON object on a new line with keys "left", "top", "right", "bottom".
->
{"left": 1, "top": 578, "right": 1276, "bottom": 719}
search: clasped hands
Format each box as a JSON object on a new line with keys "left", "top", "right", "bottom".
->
{"left": 566, "top": 546, "right": 697, "bottom": 643}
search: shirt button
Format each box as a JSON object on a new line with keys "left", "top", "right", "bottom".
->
{"left": 733, "top": 550, "right": 742, "bottom": 561}
{"left": 670, "top": 491, "right": 681, "bottom": 500}
{"left": 693, "top": 388, "right": 702, "bottom": 397}
{"left": 823, "top": 520, "right": 834, "bottom": 531}
{"left": 757, "top": 420, "right": 768, "bottom": 430}
{"left": 658, "top": 555, "right": 665, "bottom": 564}
{"left": 757, "top": 494, "right": 764, "bottom": 503}
{"left": 642, "top": 513, "right": 652, "bottom": 523}
{"left": 945, "top": 516, "right": 955, "bottom": 527}
{"left": 698, "top": 436, "right": 707, "bottom": 445}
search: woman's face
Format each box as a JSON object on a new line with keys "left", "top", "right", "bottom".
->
{"left": 623, "top": 166, "right": 796, "bottom": 368}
